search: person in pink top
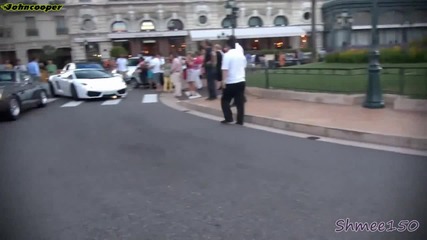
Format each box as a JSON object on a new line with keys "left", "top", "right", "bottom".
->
{"left": 192, "top": 51, "right": 204, "bottom": 90}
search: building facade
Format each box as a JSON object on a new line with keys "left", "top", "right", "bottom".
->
{"left": 0, "top": 0, "right": 327, "bottom": 65}
{"left": 322, "top": 0, "right": 427, "bottom": 51}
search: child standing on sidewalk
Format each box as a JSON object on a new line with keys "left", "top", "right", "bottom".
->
{"left": 163, "top": 58, "right": 173, "bottom": 92}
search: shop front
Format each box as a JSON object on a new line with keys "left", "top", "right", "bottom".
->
{"left": 108, "top": 31, "right": 188, "bottom": 57}
{"left": 189, "top": 26, "right": 306, "bottom": 51}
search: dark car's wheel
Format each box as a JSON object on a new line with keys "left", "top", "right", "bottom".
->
{"left": 49, "top": 82, "right": 58, "bottom": 97}
{"left": 70, "top": 85, "right": 79, "bottom": 100}
{"left": 37, "top": 90, "right": 48, "bottom": 108}
{"left": 7, "top": 96, "right": 21, "bottom": 121}
{"left": 130, "top": 77, "right": 138, "bottom": 89}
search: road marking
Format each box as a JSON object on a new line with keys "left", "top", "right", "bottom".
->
{"left": 61, "top": 101, "right": 83, "bottom": 107}
{"left": 47, "top": 98, "right": 58, "bottom": 103}
{"left": 101, "top": 99, "right": 122, "bottom": 105}
{"left": 142, "top": 94, "right": 158, "bottom": 103}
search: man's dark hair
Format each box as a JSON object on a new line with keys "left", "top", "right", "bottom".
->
{"left": 226, "top": 35, "right": 237, "bottom": 49}
{"left": 204, "top": 40, "right": 212, "bottom": 47}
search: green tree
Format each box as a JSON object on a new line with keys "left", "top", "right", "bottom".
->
{"left": 110, "top": 46, "right": 128, "bottom": 58}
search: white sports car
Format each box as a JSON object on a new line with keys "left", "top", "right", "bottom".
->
{"left": 48, "top": 69, "right": 127, "bottom": 100}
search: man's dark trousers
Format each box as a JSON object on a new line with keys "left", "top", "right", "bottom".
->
{"left": 221, "top": 81, "right": 245, "bottom": 124}
{"left": 205, "top": 66, "right": 217, "bottom": 99}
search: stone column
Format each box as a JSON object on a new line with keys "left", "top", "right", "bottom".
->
{"left": 99, "top": 41, "right": 113, "bottom": 59}
{"left": 239, "top": 3, "right": 246, "bottom": 27}
{"left": 157, "top": 8, "right": 164, "bottom": 31}
{"left": 185, "top": 36, "right": 195, "bottom": 53}
{"left": 129, "top": 39, "right": 140, "bottom": 56}
{"left": 128, "top": 10, "right": 135, "bottom": 32}
{"left": 71, "top": 43, "right": 86, "bottom": 61}
{"left": 266, "top": 2, "right": 272, "bottom": 27}
{"left": 15, "top": 47, "right": 28, "bottom": 64}
{"left": 290, "top": 36, "right": 301, "bottom": 49}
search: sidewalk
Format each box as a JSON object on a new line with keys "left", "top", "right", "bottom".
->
{"left": 177, "top": 95, "right": 427, "bottom": 150}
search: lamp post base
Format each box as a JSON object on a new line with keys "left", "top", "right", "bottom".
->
{"left": 363, "top": 50, "right": 385, "bottom": 109}
{"left": 363, "top": 100, "right": 385, "bottom": 109}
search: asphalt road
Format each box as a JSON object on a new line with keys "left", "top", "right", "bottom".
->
{"left": 0, "top": 89, "right": 426, "bottom": 240}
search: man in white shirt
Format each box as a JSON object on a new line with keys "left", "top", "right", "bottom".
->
{"left": 116, "top": 55, "right": 128, "bottom": 80}
{"left": 149, "top": 53, "right": 162, "bottom": 91}
{"left": 220, "top": 36, "right": 247, "bottom": 125}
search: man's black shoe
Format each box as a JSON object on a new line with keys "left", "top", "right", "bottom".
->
{"left": 206, "top": 97, "right": 217, "bottom": 101}
{"left": 221, "top": 120, "right": 233, "bottom": 124}
{"left": 235, "top": 122, "right": 244, "bottom": 125}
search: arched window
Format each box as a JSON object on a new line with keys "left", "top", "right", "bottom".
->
{"left": 248, "top": 16, "right": 263, "bottom": 27}
{"left": 167, "top": 19, "right": 184, "bottom": 31}
{"left": 141, "top": 20, "right": 155, "bottom": 31}
{"left": 111, "top": 21, "right": 127, "bottom": 32}
{"left": 81, "top": 14, "right": 96, "bottom": 31}
{"left": 274, "top": 16, "right": 288, "bottom": 26}
{"left": 222, "top": 18, "right": 232, "bottom": 28}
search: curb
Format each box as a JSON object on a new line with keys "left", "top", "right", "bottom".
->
{"left": 178, "top": 101, "right": 427, "bottom": 151}
{"left": 246, "top": 87, "right": 427, "bottom": 112}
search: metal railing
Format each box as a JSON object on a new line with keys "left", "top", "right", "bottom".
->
{"left": 26, "top": 28, "right": 39, "bottom": 37}
{"left": 245, "top": 66, "right": 427, "bottom": 99}
{"left": 56, "top": 28, "right": 69, "bottom": 35}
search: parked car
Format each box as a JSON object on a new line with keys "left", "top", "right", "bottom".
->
{"left": 0, "top": 70, "right": 49, "bottom": 120}
{"left": 48, "top": 69, "right": 127, "bottom": 100}
{"left": 112, "top": 56, "right": 153, "bottom": 84}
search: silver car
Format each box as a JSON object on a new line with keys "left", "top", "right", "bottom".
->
{"left": 0, "top": 70, "right": 48, "bottom": 120}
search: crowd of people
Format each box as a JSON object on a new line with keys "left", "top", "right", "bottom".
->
{"left": 117, "top": 36, "right": 248, "bottom": 125}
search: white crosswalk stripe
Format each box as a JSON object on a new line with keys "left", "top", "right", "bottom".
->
{"left": 142, "top": 94, "right": 158, "bottom": 103}
{"left": 101, "top": 99, "right": 122, "bottom": 105}
{"left": 47, "top": 98, "right": 58, "bottom": 103}
{"left": 61, "top": 101, "right": 83, "bottom": 108}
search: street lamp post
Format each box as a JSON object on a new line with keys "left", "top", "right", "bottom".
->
{"left": 84, "top": 40, "right": 89, "bottom": 61}
{"left": 363, "top": 0, "right": 384, "bottom": 108}
{"left": 225, "top": 0, "right": 239, "bottom": 36}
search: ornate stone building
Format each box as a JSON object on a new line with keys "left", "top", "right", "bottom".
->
{"left": 0, "top": 0, "right": 327, "bottom": 65}
{"left": 322, "top": 0, "right": 427, "bottom": 51}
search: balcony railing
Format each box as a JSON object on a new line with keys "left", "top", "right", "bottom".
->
{"left": 56, "top": 28, "right": 69, "bottom": 35}
{"left": 49, "top": 0, "right": 65, "bottom": 4}
{"left": 26, "top": 28, "right": 39, "bottom": 36}
{"left": 0, "top": 29, "right": 12, "bottom": 38}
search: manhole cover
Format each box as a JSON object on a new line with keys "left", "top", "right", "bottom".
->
{"left": 307, "top": 136, "right": 320, "bottom": 140}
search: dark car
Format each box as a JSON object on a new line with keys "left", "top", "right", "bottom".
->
{"left": 0, "top": 70, "right": 48, "bottom": 120}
